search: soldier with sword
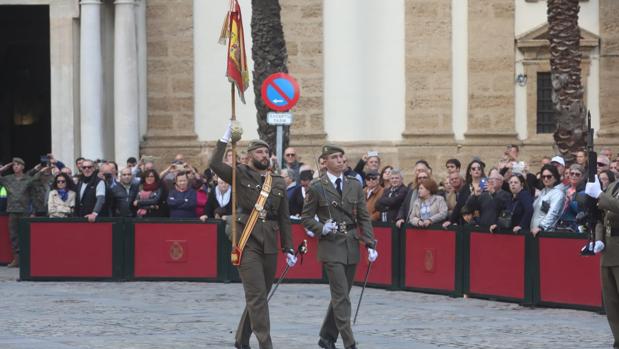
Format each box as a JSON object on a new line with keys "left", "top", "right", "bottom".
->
{"left": 301, "top": 144, "right": 378, "bottom": 349}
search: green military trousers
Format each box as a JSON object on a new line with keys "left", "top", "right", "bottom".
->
{"left": 235, "top": 248, "right": 277, "bottom": 349}
{"left": 602, "top": 265, "right": 619, "bottom": 347}
{"left": 320, "top": 262, "right": 358, "bottom": 348}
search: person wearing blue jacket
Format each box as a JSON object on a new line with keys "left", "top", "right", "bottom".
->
{"left": 167, "top": 171, "right": 197, "bottom": 218}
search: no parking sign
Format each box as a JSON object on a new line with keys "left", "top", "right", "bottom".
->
{"left": 260, "top": 73, "right": 300, "bottom": 112}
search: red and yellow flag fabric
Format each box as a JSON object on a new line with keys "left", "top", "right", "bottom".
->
{"left": 219, "top": 0, "right": 250, "bottom": 104}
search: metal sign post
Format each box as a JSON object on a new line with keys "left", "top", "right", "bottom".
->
{"left": 267, "top": 112, "right": 293, "bottom": 167}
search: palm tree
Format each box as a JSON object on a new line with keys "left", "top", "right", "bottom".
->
{"left": 251, "top": 0, "right": 289, "bottom": 151}
{"left": 547, "top": 0, "right": 586, "bottom": 163}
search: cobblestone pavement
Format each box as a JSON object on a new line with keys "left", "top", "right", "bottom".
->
{"left": 0, "top": 268, "right": 613, "bottom": 349}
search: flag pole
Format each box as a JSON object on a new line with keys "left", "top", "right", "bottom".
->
{"left": 230, "top": 82, "right": 239, "bottom": 264}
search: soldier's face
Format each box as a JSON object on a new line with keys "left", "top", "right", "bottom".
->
{"left": 250, "top": 147, "right": 269, "bottom": 170}
{"left": 12, "top": 163, "right": 24, "bottom": 174}
{"left": 324, "top": 152, "right": 344, "bottom": 174}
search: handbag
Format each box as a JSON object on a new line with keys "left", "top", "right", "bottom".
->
{"left": 497, "top": 204, "right": 516, "bottom": 229}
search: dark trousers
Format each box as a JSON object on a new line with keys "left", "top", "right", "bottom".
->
{"left": 602, "top": 265, "right": 619, "bottom": 347}
{"left": 8, "top": 213, "right": 27, "bottom": 255}
{"left": 235, "top": 249, "right": 277, "bottom": 349}
{"left": 320, "top": 262, "right": 357, "bottom": 348}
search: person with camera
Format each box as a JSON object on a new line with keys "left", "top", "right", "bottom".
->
{"left": 530, "top": 164, "right": 566, "bottom": 237}
{"left": 442, "top": 159, "right": 485, "bottom": 228}
{"left": 585, "top": 176, "right": 619, "bottom": 348}
{"left": 167, "top": 171, "right": 197, "bottom": 218}
{"left": 465, "top": 168, "right": 511, "bottom": 228}
{"left": 353, "top": 150, "right": 381, "bottom": 185}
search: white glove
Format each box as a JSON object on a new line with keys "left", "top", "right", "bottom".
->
{"left": 286, "top": 253, "right": 297, "bottom": 267}
{"left": 322, "top": 220, "right": 337, "bottom": 236}
{"left": 585, "top": 176, "right": 602, "bottom": 199}
{"left": 220, "top": 122, "right": 232, "bottom": 143}
{"left": 368, "top": 248, "right": 378, "bottom": 263}
{"left": 305, "top": 229, "right": 315, "bottom": 238}
{"left": 594, "top": 240, "right": 605, "bottom": 254}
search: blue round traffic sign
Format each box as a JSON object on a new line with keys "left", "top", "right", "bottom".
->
{"left": 261, "top": 73, "right": 300, "bottom": 112}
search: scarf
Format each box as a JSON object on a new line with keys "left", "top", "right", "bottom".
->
{"left": 216, "top": 187, "right": 231, "bottom": 208}
{"left": 57, "top": 189, "right": 69, "bottom": 202}
{"left": 142, "top": 181, "right": 159, "bottom": 192}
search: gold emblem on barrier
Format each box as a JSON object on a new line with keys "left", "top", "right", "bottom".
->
{"left": 424, "top": 248, "right": 435, "bottom": 272}
{"left": 169, "top": 241, "right": 184, "bottom": 261}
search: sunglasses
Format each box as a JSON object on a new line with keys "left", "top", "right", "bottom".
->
{"left": 570, "top": 172, "right": 582, "bottom": 177}
{"left": 56, "top": 180, "right": 66, "bottom": 184}
{"left": 541, "top": 175, "right": 553, "bottom": 180}
{"left": 471, "top": 167, "right": 481, "bottom": 171}
{"left": 598, "top": 162, "right": 608, "bottom": 167}
{"left": 82, "top": 165, "right": 94, "bottom": 169}
{"left": 366, "top": 176, "right": 378, "bottom": 181}
{"left": 285, "top": 153, "right": 296, "bottom": 157}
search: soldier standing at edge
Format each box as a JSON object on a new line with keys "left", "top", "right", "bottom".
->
{"left": 585, "top": 177, "right": 619, "bottom": 348}
{"left": 301, "top": 144, "right": 378, "bottom": 349}
{"left": 210, "top": 124, "right": 297, "bottom": 349}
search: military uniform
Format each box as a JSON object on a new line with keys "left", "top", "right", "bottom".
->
{"left": 301, "top": 144, "right": 376, "bottom": 349}
{"left": 210, "top": 140, "right": 293, "bottom": 349}
{"left": 595, "top": 180, "right": 619, "bottom": 348}
{"left": 0, "top": 158, "right": 40, "bottom": 263}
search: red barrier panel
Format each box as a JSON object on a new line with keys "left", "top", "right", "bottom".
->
{"left": 354, "top": 226, "right": 393, "bottom": 286}
{"left": 0, "top": 215, "right": 13, "bottom": 264}
{"left": 134, "top": 223, "right": 218, "bottom": 278}
{"left": 405, "top": 228, "right": 456, "bottom": 291}
{"left": 30, "top": 223, "right": 113, "bottom": 277}
{"left": 275, "top": 224, "right": 323, "bottom": 281}
{"left": 469, "top": 232, "right": 525, "bottom": 299}
{"left": 538, "top": 237, "right": 602, "bottom": 307}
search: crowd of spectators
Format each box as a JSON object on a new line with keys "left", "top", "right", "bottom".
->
{"left": 2, "top": 144, "right": 618, "bottom": 237}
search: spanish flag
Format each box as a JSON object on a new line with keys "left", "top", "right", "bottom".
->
{"left": 219, "top": 0, "right": 250, "bottom": 104}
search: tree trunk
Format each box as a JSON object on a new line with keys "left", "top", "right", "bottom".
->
{"left": 251, "top": 0, "right": 289, "bottom": 153}
{"left": 548, "top": 0, "right": 586, "bottom": 163}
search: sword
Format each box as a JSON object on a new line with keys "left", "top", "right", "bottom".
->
{"left": 353, "top": 241, "right": 377, "bottom": 325}
{"left": 267, "top": 239, "right": 308, "bottom": 302}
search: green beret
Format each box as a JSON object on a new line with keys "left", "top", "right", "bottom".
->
{"left": 321, "top": 144, "right": 345, "bottom": 158}
{"left": 12, "top": 157, "right": 25, "bottom": 166}
{"left": 247, "top": 139, "right": 270, "bottom": 152}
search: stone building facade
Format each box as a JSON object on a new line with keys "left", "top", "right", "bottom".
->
{"left": 1, "top": 0, "right": 618, "bottom": 183}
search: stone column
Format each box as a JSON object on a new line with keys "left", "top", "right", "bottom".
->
{"left": 50, "top": 1, "right": 80, "bottom": 164}
{"left": 465, "top": 1, "right": 517, "bottom": 145}
{"left": 114, "top": 0, "right": 140, "bottom": 163}
{"left": 598, "top": 0, "right": 619, "bottom": 139}
{"left": 80, "top": 0, "right": 105, "bottom": 160}
{"left": 280, "top": 0, "right": 325, "bottom": 143}
{"left": 136, "top": 0, "right": 148, "bottom": 140}
{"left": 402, "top": 0, "right": 454, "bottom": 145}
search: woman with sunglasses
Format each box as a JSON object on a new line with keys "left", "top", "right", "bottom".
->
{"left": 48, "top": 173, "right": 76, "bottom": 218}
{"left": 443, "top": 159, "right": 485, "bottom": 228}
{"left": 530, "top": 164, "right": 565, "bottom": 237}
{"left": 363, "top": 170, "right": 384, "bottom": 221}
{"left": 559, "top": 163, "right": 587, "bottom": 231}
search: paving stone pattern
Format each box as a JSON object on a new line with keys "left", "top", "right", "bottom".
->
{"left": 0, "top": 268, "right": 613, "bottom": 349}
